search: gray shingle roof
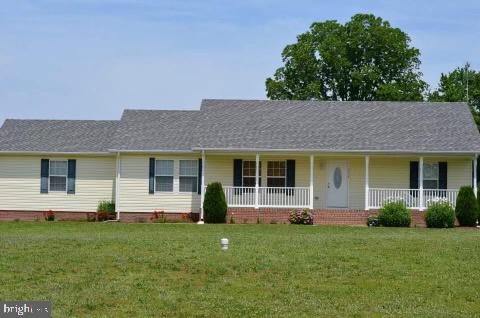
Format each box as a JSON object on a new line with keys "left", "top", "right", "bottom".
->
{"left": 0, "top": 119, "right": 119, "bottom": 153}
{"left": 109, "top": 110, "right": 201, "bottom": 151}
{"left": 197, "top": 100, "right": 480, "bottom": 153}
{"left": 1, "top": 100, "right": 479, "bottom": 154}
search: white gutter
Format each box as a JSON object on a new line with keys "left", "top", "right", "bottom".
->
{"left": 107, "top": 149, "right": 198, "bottom": 154}
{"left": 0, "top": 151, "right": 113, "bottom": 156}
{"left": 115, "top": 152, "right": 121, "bottom": 221}
{"left": 191, "top": 147, "right": 480, "bottom": 156}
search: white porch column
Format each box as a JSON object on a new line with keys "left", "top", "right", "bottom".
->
{"left": 309, "top": 155, "right": 314, "bottom": 210}
{"left": 365, "top": 155, "right": 369, "bottom": 210}
{"left": 419, "top": 156, "right": 424, "bottom": 211}
{"left": 199, "top": 150, "right": 206, "bottom": 224}
{"left": 474, "top": 154, "right": 478, "bottom": 197}
{"left": 255, "top": 153, "right": 260, "bottom": 209}
{"left": 115, "top": 152, "right": 121, "bottom": 220}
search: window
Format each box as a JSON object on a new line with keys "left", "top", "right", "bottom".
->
{"left": 242, "top": 161, "right": 261, "bottom": 187}
{"left": 267, "top": 161, "right": 286, "bottom": 187}
{"left": 155, "top": 160, "right": 174, "bottom": 192}
{"left": 179, "top": 160, "right": 198, "bottom": 193}
{"left": 423, "top": 163, "right": 439, "bottom": 189}
{"left": 49, "top": 160, "right": 67, "bottom": 192}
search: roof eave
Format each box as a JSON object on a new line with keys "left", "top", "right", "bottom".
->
{"left": 192, "top": 147, "right": 480, "bottom": 156}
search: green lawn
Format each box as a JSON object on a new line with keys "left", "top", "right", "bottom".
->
{"left": 0, "top": 223, "right": 479, "bottom": 317}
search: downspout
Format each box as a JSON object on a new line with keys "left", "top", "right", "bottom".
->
{"left": 115, "top": 152, "right": 121, "bottom": 221}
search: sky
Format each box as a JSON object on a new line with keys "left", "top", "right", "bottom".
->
{"left": 1, "top": 0, "right": 479, "bottom": 123}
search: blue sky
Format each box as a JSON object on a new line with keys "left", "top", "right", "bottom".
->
{"left": 1, "top": 1, "right": 479, "bottom": 123}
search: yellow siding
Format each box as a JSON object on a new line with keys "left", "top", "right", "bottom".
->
{"left": 0, "top": 155, "right": 115, "bottom": 212}
{"left": 118, "top": 154, "right": 201, "bottom": 213}
{"left": 0, "top": 153, "right": 472, "bottom": 214}
{"left": 370, "top": 156, "right": 472, "bottom": 189}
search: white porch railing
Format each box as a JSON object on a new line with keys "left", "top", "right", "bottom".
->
{"left": 223, "top": 187, "right": 256, "bottom": 207}
{"left": 368, "top": 188, "right": 459, "bottom": 209}
{"left": 259, "top": 187, "right": 310, "bottom": 208}
{"left": 221, "top": 186, "right": 310, "bottom": 208}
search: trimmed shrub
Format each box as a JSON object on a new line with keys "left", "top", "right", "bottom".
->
{"left": 425, "top": 202, "right": 455, "bottom": 228}
{"left": 288, "top": 209, "right": 314, "bottom": 225}
{"left": 377, "top": 201, "right": 411, "bottom": 227}
{"left": 455, "top": 186, "right": 478, "bottom": 226}
{"left": 203, "top": 182, "right": 227, "bottom": 223}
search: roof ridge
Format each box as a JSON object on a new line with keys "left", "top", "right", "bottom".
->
{"left": 202, "top": 98, "right": 467, "bottom": 104}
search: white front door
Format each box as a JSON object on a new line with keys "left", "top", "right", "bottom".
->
{"left": 326, "top": 161, "right": 348, "bottom": 208}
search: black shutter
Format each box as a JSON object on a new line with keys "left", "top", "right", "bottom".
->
{"left": 149, "top": 158, "right": 155, "bottom": 194}
{"left": 233, "top": 159, "right": 242, "bottom": 195}
{"left": 286, "top": 160, "right": 295, "bottom": 187}
{"left": 67, "top": 159, "right": 76, "bottom": 194}
{"left": 40, "top": 159, "right": 49, "bottom": 193}
{"left": 233, "top": 159, "right": 243, "bottom": 186}
{"left": 410, "top": 161, "right": 419, "bottom": 196}
{"left": 286, "top": 160, "right": 295, "bottom": 196}
{"left": 197, "top": 159, "right": 202, "bottom": 195}
{"left": 438, "top": 162, "right": 447, "bottom": 190}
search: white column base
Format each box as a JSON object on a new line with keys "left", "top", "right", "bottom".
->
{"left": 197, "top": 220, "right": 205, "bottom": 224}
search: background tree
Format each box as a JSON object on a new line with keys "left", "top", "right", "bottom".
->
{"left": 266, "top": 14, "right": 428, "bottom": 101}
{"left": 428, "top": 63, "right": 480, "bottom": 128}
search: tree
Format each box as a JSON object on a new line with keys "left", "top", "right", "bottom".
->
{"left": 266, "top": 14, "right": 428, "bottom": 101}
{"left": 428, "top": 63, "right": 480, "bottom": 128}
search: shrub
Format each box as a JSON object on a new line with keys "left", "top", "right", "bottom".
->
{"left": 97, "top": 200, "right": 115, "bottom": 213}
{"left": 150, "top": 211, "right": 167, "bottom": 223}
{"left": 203, "top": 182, "right": 227, "bottom": 223}
{"left": 43, "top": 210, "right": 55, "bottom": 221}
{"left": 455, "top": 186, "right": 478, "bottom": 226}
{"left": 288, "top": 209, "right": 314, "bottom": 225}
{"left": 96, "top": 200, "right": 115, "bottom": 221}
{"left": 367, "top": 215, "right": 379, "bottom": 227}
{"left": 377, "top": 201, "right": 411, "bottom": 227}
{"left": 425, "top": 202, "right": 455, "bottom": 228}
{"left": 97, "top": 211, "right": 115, "bottom": 222}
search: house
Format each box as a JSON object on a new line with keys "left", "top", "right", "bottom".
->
{"left": 0, "top": 99, "right": 479, "bottom": 225}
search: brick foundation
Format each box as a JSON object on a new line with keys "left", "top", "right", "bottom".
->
{"left": 0, "top": 210, "right": 199, "bottom": 223}
{"left": 227, "top": 208, "right": 428, "bottom": 227}
{"left": 0, "top": 209, "right": 427, "bottom": 226}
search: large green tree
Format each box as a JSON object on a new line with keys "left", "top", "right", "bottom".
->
{"left": 266, "top": 14, "right": 428, "bottom": 101}
{"left": 428, "top": 63, "right": 480, "bottom": 127}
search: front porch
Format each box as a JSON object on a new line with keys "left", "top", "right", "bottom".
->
{"left": 199, "top": 152, "right": 476, "bottom": 220}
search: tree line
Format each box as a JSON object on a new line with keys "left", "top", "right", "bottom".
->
{"left": 266, "top": 14, "right": 480, "bottom": 128}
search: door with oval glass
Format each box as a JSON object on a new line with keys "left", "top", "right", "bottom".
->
{"left": 326, "top": 161, "right": 348, "bottom": 208}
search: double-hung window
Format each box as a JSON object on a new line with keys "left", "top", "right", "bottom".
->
{"left": 243, "top": 160, "right": 261, "bottom": 187}
{"left": 155, "top": 160, "right": 174, "bottom": 192}
{"left": 179, "top": 160, "right": 198, "bottom": 193}
{"left": 49, "top": 160, "right": 68, "bottom": 192}
{"left": 267, "top": 161, "right": 286, "bottom": 187}
{"left": 423, "top": 163, "right": 439, "bottom": 189}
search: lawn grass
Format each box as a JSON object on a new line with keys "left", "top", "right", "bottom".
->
{"left": 0, "top": 222, "right": 479, "bottom": 317}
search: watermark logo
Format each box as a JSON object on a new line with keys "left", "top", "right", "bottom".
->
{"left": 1, "top": 302, "right": 50, "bottom": 318}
